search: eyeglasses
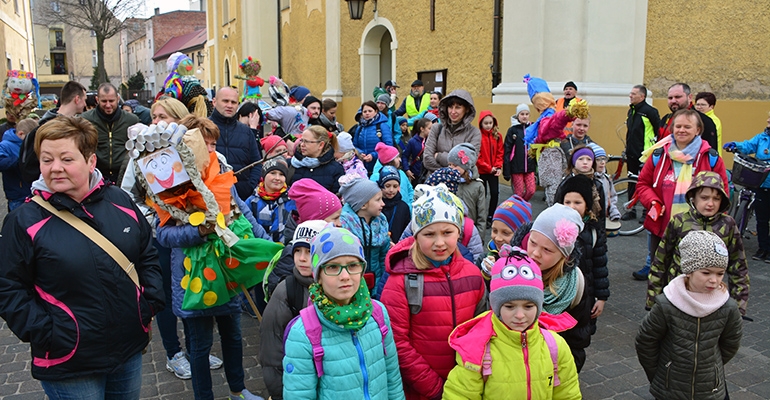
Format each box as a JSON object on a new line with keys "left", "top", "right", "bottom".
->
{"left": 321, "top": 261, "right": 366, "bottom": 276}
{"left": 299, "top": 138, "right": 322, "bottom": 144}
{"left": 595, "top": 157, "right": 607, "bottom": 163}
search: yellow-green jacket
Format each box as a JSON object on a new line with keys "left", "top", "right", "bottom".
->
{"left": 442, "top": 311, "right": 581, "bottom": 400}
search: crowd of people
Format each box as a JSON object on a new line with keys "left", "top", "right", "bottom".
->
{"left": 0, "top": 74, "right": 763, "bottom": 400}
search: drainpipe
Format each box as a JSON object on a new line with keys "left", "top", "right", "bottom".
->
{"left": 277, "top": 0, "right": 283, "bottom": 76}
{"left": 491, "top": 0, "right": 502, "bottom": 88}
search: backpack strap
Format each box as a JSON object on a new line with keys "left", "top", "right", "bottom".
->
{"left": 285, "top": 274, "right": 305, "bottom": 319}
{"left": 298, "top": 306, "right": 325, "bottom": 378}
{"left": 481, "top": 341, "right": 493, "bottom": 383}
{"left": 707, "top": 148, "right": 719, "bottom": 169}
{"left": 651, "top": 147, "right": 664, "bottom": 168}
{"left": 461, "top": 217, "right": 474, "bottom": 247}
{"left": 371, "top": 302, "right": 389, "bottom": 356}
{"left": 540, "top": 328, "right": 561, "bottom": 387}
{"left": 569, "top": 270, "right": 585, "bottom": 310}
{"left": 404, "top": 273, "right": 424, "bottom": 314}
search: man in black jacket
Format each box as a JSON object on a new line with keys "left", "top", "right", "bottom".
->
{"left": 623, "top": 84, "right": 661, "bottom": 220}
{"left": 210, "top": 87, "right": 262, "bottom": 200}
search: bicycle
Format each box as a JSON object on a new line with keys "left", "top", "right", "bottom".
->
{"left": 612, "top": 173, "right": 645, "bottom": 236}
{"left": 604, "top": 152, "right": 627, "bottom": 182}
{"left": 725, "top": 149, "right": 770, "bottom": 238}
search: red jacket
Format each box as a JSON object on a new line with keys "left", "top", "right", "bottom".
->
{"left": 477, "top": 110, "right": 504, "bottom": 175}
{"left": 380, "top": 237, "right": 487, "bottom": 400}
{"left": 636, "top": 139, "right": 727, "bottom": 237}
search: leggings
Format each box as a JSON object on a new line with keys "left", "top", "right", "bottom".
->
{"left": 480, "top": 174, "right": 500, "bottom": 219}
{"left": 511, "top": 172, "right": 536, "bottom": 201}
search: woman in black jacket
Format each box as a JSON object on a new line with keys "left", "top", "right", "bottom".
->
{"left": 503, "top": 104, "right": 537, "bottom": 201}
{"left": 289, "top": 125, "right": 345, "bottom": 194}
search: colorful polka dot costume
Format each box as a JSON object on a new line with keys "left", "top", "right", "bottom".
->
{"left": 310, "top": 225, "right": 366, "bottom": 280}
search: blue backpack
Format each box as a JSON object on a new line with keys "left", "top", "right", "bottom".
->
{"left": 651, "top": 147, "right": 719, "bottom": 169}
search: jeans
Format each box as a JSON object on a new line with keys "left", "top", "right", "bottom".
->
{"left": 183, "top": 313, "right": 245, "bottom": 400}
{"left": 755, "top": 188, "right": 770, "bottom": 251}
{"left": 41, "top": 352, "right": 143, "bottom": 400}
{"left": 7, "top": 198, "right": 24, "bottom": 212}
{"left": 153, "top": 238, "right": 191, "bottom": 359}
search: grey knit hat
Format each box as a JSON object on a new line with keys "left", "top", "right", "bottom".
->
{"left": 530, "top": 204, "right": 584, "bottom": 257}
{"left": 448, "top": 143, "right": 477, "bottom": 172}
{"left": 310, "top": 225, "right": 366, "bottom": 280}
{"left": 339, "top": 174, "right": 382, "bottom": 211}
{"left": 680, "top": 230, "right": 729, "bottom": 274}
{"left": 376, "top": 94, "right": 391, "bottom": 105}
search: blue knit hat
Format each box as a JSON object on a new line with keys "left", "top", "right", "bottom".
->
{"left": 310, "top": 225, "right": 366, "bottom": 280}
{"left": 289, "top": 86, "right": 310, "bottom": 102}
{"left": 378, "top": 165, "right": 401, "bottom": 188}
{"left": 587, "top": 143, "right": 606, "bottom": 159}
{"left": 493, "top": 195, "right": 532, "bottom": 232}
{"left": 523, "top": 74, "right": 551, "bottom": 101}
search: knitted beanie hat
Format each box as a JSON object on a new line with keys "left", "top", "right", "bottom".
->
{"left": 411, "top": 184, "right": 465, "bottom": 236}
{"left": 680, "top": 230, "right": 729, "bottom": 274}
{"left": 288, "top": 179, "right": 342, "bottom": 223}
{"left": 571, "top": 146, "right": 594, "bottom": 167}
{"left": 375, "top": 142, "right": 399, "bottom": 165}
{"left": 339, "top": 174, "right": 382, "bottom": 211}
{"left": 289, "top": 86, "right": 310, "bottom": 102}
{"left": 530, "top": 204, "right": 584, "bottom": 257}
{"left": 516, "top": 103, "right": 530, "bottom": 116}
{"left": 489, "top": 245, "right": 544, "bottom": 319}
{"left": 336, "top": 131, "right": 355, "bottom": 153}
{"left": 302, "top": 96, "right": 322, "bottom": 111}
{"left": 493, "top": 194, "right": 533, "bottom": 232}
{"left": 261, "top": 135, "right": 288, "bottom": 155}
{"left": 555, "top": 174, "right": 594, "bottom": 213}
{"left": 310, "top": 225, "right": 366, "bottom": 280}
{"left": 423, "top": 112, "right": 438, "bottom": 123}
{"left": 425, "top": 167, "right": 461, "bottom": 194}
{"left": 587, "top": 143, "right": 606, "bottom": 159}
{"left": 291, "top": 220, "right": 328, "bottom": 251}
{"left": 376, "top": 94, "right": 391, "bottom": 105}
{"left": 262, "top": 157, "right": 288, "bottom": 178}
{"left": 563, "top": 81, "right": 578, "bottom": 91}
{"left": 447, "top": 143, "right": 477, "bottom": 172}
{"left": 378, "top": 165, "right": 401, "bottom": 188}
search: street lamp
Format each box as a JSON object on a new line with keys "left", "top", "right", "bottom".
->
{"left": 196, "top": 51, "right": 205, "bottom": 66}
{"left": 43, "top": 55, "right": 50, "bottom": 66}
{"left": 345, "top": 0, "right": 368, "bottom": 20}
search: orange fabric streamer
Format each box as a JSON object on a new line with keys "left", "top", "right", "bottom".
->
{"left": 153, "top": 152, "right": 237, "bottom": 226}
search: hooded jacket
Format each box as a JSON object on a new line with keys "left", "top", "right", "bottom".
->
{"left": 81, "top": 107, "right": 141, "bottom": 183}
{"left": 636, "top": 138, "right": 727, "bottom": 237}
{"left": 636, "top": 293, "right": 742, "bottom": 400}
{"left": 352, "top": 110, "right": 394, "bottom": 172}
{"left": 340, "top": 203, "right": 391, "bottom": 287}
{"left": 443, "top": 312, "right": 581, "bottom": 400}
{"left": 423, "top": 90, "right": 481, "bottom": 173}
{"left": 0, "top": 171, "right": 164, "bottom": 381}
{"left": 379, "top": 237, "right": 488, "bottom": 400}
{"left": 210, "top": 108, "right": 264, "bottom": 200}
{"left": 0, "top": 130, "right": 30, "bottom": 202}
{"left": 732, "top": 129, "right": 770, "bottom": 189}
{"left": 503, "top": 119, "right": 536, "bottom": 176}
{"left": 647, "top": 172, "right": 749, "bottom": 315}
{"left": 477, "top": 111, "right": 504, "bottom": 175}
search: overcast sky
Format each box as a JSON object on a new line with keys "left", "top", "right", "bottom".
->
{"left": 140, "top": 0, "right": 193, "bottom": 17}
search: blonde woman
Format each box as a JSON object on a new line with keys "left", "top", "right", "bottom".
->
{"left": 289, "top": 125, "right": 345, "bottom": 194}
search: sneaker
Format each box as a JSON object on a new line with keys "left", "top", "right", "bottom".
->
{"left": 632, "top": 266, "right": 650, "bottom": 281}
{"left": 166, "top": 351, "right": 192, "bottom": 380}
{"left": 621, "top": 210, "right": 637, "bottom": 221}
{"left": 209, "top": 354, "right": 223, "bottom": 370}
{"left": 229, "top": 389, "right": 264, "bottom": 400}
{"left": 751, "top": 249, "right": 768, "bottom": 261}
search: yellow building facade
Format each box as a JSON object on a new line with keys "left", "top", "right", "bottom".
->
{"left": 0, "top": 0, "right": 35, "bottom": 81}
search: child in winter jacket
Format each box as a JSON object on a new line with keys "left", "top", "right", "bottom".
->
{"left": 555, "top": 174, "right": 610, "bottom": 338}
{"left": 379, "top": 166, "right": 411, "bottom": 243}
{"left": 246, "top": 157, "right": 295, "bottom": 243}
{"left": 334, "top": 131, "right": 368, "bottom": 179}
{"left": 477, "top": 110, "right": 504, "bottom": 228}
{"left": 448, "top": 143, "right": 488, "bottom": 235}
{"left": 339, "top": 175, "right": 391, "bottom": 293}
{"left": 647, "top": 171, "right": 749, "bottom": 316}
{"left": 260, "top": 220, "right": 327, "bottom": 400}
{"left": 503, "top": 104, "right": 536, "bottom": 201}
{"left": 479, "top": 195, "right": 533, "bottom": 288}
{"left": 370, "top": 142, "right": 414, "bottom": 210}
{"left": 636, "top": 231, "right": 742, "bottom": 400}
{"left": 588, "top": 143, "right": 621, "bottom": 222}
{"left": 443, "top": 246, "right": 581, "bottom": 400}
{"left": 402, "top": 117, "right": 433, "bottom": 186}
{"left": 282, "top": 225, "right": 405, "bottom": 400}
{"left": 395, "top": 116, "right": 410, "bottom": 153}
{"left": 556, "top": 144, "right": 607, "bottom": 226}
{"left": 380, "top": 184, "right": 488, "bottom": 400}
{"left": 0, "top": 119, "right": 37, "bottom": 211}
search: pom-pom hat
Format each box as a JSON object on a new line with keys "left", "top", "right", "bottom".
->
{"left": 530, "top": 204, "right": 584, "bottom": 257}
{"left": 310, "top": 225, "right": 366, "bottom": 280}
{"left": 375, "top": 142, "right": 399, "bottom": 165}
{"left": 489, "top": 245, "right": 544, "bottom": 319}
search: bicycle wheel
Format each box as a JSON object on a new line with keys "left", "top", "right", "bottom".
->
{"left": 614, "top": 177, "right": 645, "bottom": 236}
{"left": 605, "top": 156, "right": 624, "bottom": 182}
{"left": 732, "top": 198, "right": 749, "bottom": 238}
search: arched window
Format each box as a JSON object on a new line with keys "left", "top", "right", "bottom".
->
{"left": 224, "top": 59, "right": 230, "bottom": 87}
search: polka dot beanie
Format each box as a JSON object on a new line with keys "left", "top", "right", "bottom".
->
{"left": 489, "top": 245, "right": 544, "bottom": 319}
{"left": 288, "top": 178, "right": 342, "bottom": 223}
{"left": 493, "top": 194, "right": 532, "bottom": 232}
{"left": 310, "top": 225, "right": 366, "bottom": 280}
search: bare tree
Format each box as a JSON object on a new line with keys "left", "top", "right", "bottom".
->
{"left": 43, "top": 0, "right": 144, "bottom": 85}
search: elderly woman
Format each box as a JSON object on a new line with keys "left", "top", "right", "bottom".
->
{"left": 0, "top": 116, "right": 164, "bottom": 399}
{"left": 635, "top": 109, "right": 728, "bottom": 279}
{"left": 422, "top": 89, "right": 481, "bottom": 175}
{"left": 290, "top": 125, "right": 345, "bottom": 194}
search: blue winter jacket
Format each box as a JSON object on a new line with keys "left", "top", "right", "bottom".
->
{"left": 340, "top": 204, "right": 391, "bottom": 290}
{"left": 210, "top": 109, "right": 263, "bottom": 200}
{"left": 353, "top": 110, "right": 393, "bottom": 172}
{"left": 401, "top": 134, "right": 424, "bottom": 178}
{"left": 734, "top": 129, "right": 770, "bottom": 188}
{"left": 156, "top": 187, "right": 269, "bottom": 318}
{"left": 282, "top": 301, "right": 405, "bottom": 400}
{"left": 369, "top": 160, "right": 414, "bottom": 209}
{"left": 245, "top": 191, "right": 296, "bottom": 243}
{"left": 0, "top": 130, "right": 30, "bottom": 202}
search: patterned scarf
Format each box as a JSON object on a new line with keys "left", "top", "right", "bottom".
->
{"left": 257, "top": 181, "right": 287, "bottom": 201}
{"left": 291, "top": 155, "right": 321, "bottom": 169}
{"left": 543, "top": 268, "right": 579, "bottom": 314}
{"left": 308, "top": 281, "right": 373, "bottom": 330}
{"left": 669, "top": 136, "right": 701, "bottom": 217}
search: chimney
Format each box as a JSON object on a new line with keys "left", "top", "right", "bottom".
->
{"left": 154, "top": 7, "right": 160, "bottom": 16}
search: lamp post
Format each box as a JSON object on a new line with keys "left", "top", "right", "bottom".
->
{"left": 196, "top": 51, "right": 205, "bottom": 66}
{"left": 345, "top": 0, "right": 368, "bottom": 20}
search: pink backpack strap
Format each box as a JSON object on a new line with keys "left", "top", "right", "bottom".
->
{"left": 540, "top": 328, "right": 561, "bottom": 387}
{"left": 371, "top": 302, "right": 389, "bottom": 356}
{"left": 481, "top": 342, "right": 492, "bottom": 383}
{"left": 461, "top": 217, "right": 474, "bottom": 247}
{"left": 299, "top": 306, "right": 325, "bottom": 378}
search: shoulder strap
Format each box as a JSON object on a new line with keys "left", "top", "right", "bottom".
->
{"left": 461, "top": 217, "right": 474, "bottom": 247}
{"left": 651, "top": 147, "right": 664, "bottom": 167}
{"left": 31, "top": 195, "right": 139, "bottom": 287}
{"left": 371, "top": 302, "right": 389, "bottom": 356}
{"left": 404, "top": 273, "right": 424, "bottom": 314}
{"left": 481, "top": 341, "right": 492, "bottom": 383}
{"left": 298, "top": 306, "right": 325, "bottom": 378}
{"left": 707, "top": 148, "right": 719, "bottom": 169}
{"left": 540, "top": 328, "right": 562, "bottom": 387}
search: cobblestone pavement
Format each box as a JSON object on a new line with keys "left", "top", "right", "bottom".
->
{"left": 0, "top": 183, "right": 768, "bottom": 399}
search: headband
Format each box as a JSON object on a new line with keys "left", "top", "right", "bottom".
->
{"left": 571, "top": 147, "right": 594, "bottom": 166}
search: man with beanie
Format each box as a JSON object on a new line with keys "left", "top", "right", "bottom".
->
{"left": 555, "top": 81, "right": 583, "bottom": 136}
{"left": 81, "top": 83, "right": 140, "bottom": 183}
{"left": 302, "top": 96, "right": 322, "bottom": 125}
{"left": 394, "top": 80, "right": 431, "bottom": 119}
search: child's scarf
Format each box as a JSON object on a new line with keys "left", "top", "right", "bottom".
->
{"left": 309, "top": 281, "right": 373, "bottom": 330}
